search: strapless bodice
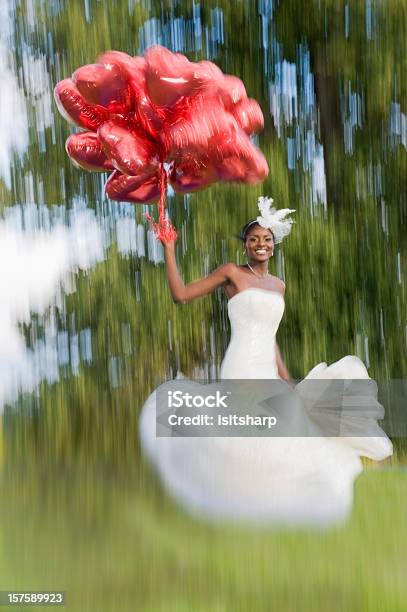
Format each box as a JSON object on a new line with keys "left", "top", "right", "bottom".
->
{"left": 220, "top": 288, "right": 285, "bottom": 379}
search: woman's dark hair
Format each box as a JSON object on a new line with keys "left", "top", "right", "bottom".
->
{"left": 237, "top": 220, "right": 275, "bottom": 243}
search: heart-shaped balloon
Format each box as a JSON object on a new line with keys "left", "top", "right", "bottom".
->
{"left": 105, "top": 170, "right": 160, "bottom": 203}
{"left": 66, "top": 132, "right": 114, "bottom": 172}
{"left": 98, "top": 121, "right": 159, "bottom": 176}
{"left": 162, "top": 98, "right": 239, "bottom": 160}
{"left": 55, "top": 44, "right": 269, "bottom": 239}
{"left": 73, "top": 63, "right": 132, "bottom": 114}
{"left": 54, "top": 79, "right": 109, "bottom": 130}
{"left": 170, "top": 157, "right": 218, "bottom": 193}
{"left": 215, "top": 130, "right": 269, "bottom": 183}
{"left": 145, "top": 45, "right": 203, "bottom": 107}
{"left": 232, "top": 98, "right": 264, "bottom": 134}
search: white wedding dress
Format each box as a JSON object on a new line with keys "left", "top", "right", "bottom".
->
{"left": 139, "top": 288, "right": 393, "bottom": 526}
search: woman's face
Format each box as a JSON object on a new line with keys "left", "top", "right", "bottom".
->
{"left": 244, "top": 225, "right": 274, "bottom": 262}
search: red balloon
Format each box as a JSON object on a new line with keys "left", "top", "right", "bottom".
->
{"left": 169, "top": 157, "right": 218, "bottom": 193}
{"left": 216, "top": 157, "right": 248, "bottom": 182}
{"left": 98, "top": 51, "right": 164, "bottom": 140}
{"left": 194, "top": 61, "right": 247, "bottom": 110}
{"left": 54, "top": 79, "right": 109, "bottom": 130}
{"left": 162, "top": 98, "right": 239, "bottom": 160}
{"left": 216, "top": 155, "right": 268, "bottom": 183}
{"left": 145, "top": 46, "right": 203, "bottom": 107}
{"left": 55, "top": 47, "right": 269, "bottom": 211}
{"left": 105, "top": 170, "right": 160, "bottom": 203}
{"left": 98, "top": 121, "right": 159, "bottom": 176}
{"left": 66, "top": 132, "right": 114, "bottom": 172}
{"left": 98, "top": 51, "right": 146, "bottom": 82}
{"left": 73, "top": 63, "right": 131, "bottom": 114}
{"left": 214, "top": 131, "right": 269, "bottom": 183}
{"left": 218, "top": 75, "right": 247, "bottom": 109}
{"left": 134, "top": 94, "right": 164, "bottom": 142}
{"left": 232, "top": 98, "right": 264, "bottom": 134}
{"left": 195, "top": 60, "right": 224, "bottom": 92}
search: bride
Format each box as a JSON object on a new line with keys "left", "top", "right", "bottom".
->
{"left": 139, "top": 197, "right": 393, "bottom": 527}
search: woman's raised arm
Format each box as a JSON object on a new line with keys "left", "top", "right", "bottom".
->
{"left": 163, "top": 241, "right": 235, "bottom": 304}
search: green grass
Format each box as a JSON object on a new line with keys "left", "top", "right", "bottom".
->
{"left": 0, "top": 466, "right": 406, "bottom": 612}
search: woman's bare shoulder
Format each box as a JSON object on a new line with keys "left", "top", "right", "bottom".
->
{"left": 274, "top": 277, "right": 286, "bottom": 294}
{"left": 218, "top": 262, "right": 241, "bottom": 278}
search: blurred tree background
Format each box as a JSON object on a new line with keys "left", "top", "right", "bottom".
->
{"left": 0, "top": 3, "right": 406, "bottom": 608}
{"left": 2, "top": 0, "right": 405, "bottom": 463}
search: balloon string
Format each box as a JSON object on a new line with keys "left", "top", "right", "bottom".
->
{"left": 158, "top": 163, "right": 167, "bottom": 226}
{"left": 144, "top": 164, "right": 177, "bottom": 242}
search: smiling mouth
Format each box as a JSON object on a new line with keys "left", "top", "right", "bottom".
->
{"left": 254, "top": 249, "right": 268, "bottom": 254}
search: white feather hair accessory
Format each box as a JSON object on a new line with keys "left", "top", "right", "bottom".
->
{"left": 256, "top": 196, "right": 296, "bottom": 244}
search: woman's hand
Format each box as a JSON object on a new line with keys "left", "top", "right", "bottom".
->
{"left": 160, "top": 232, "right": 178, "bottom": 248}
{"left": 145, "top": 212, "right": 178, "bottom": 244}
{"left": 284, "top": 377, "right": 296, "bottom": 389}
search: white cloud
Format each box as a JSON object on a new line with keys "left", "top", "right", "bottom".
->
{"left": 0, "top": 205, "right": 105, "bottom": 409}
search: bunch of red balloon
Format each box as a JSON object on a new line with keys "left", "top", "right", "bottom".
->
{"left": 54, "top": 45, "right": 268, "bottom": 241}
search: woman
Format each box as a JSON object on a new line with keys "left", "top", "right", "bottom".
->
{"left": 163, "top": 215, "right": 290, "bottom": 380}
{"left": 139, "top": 198, "right": 392, "bottom": 526}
